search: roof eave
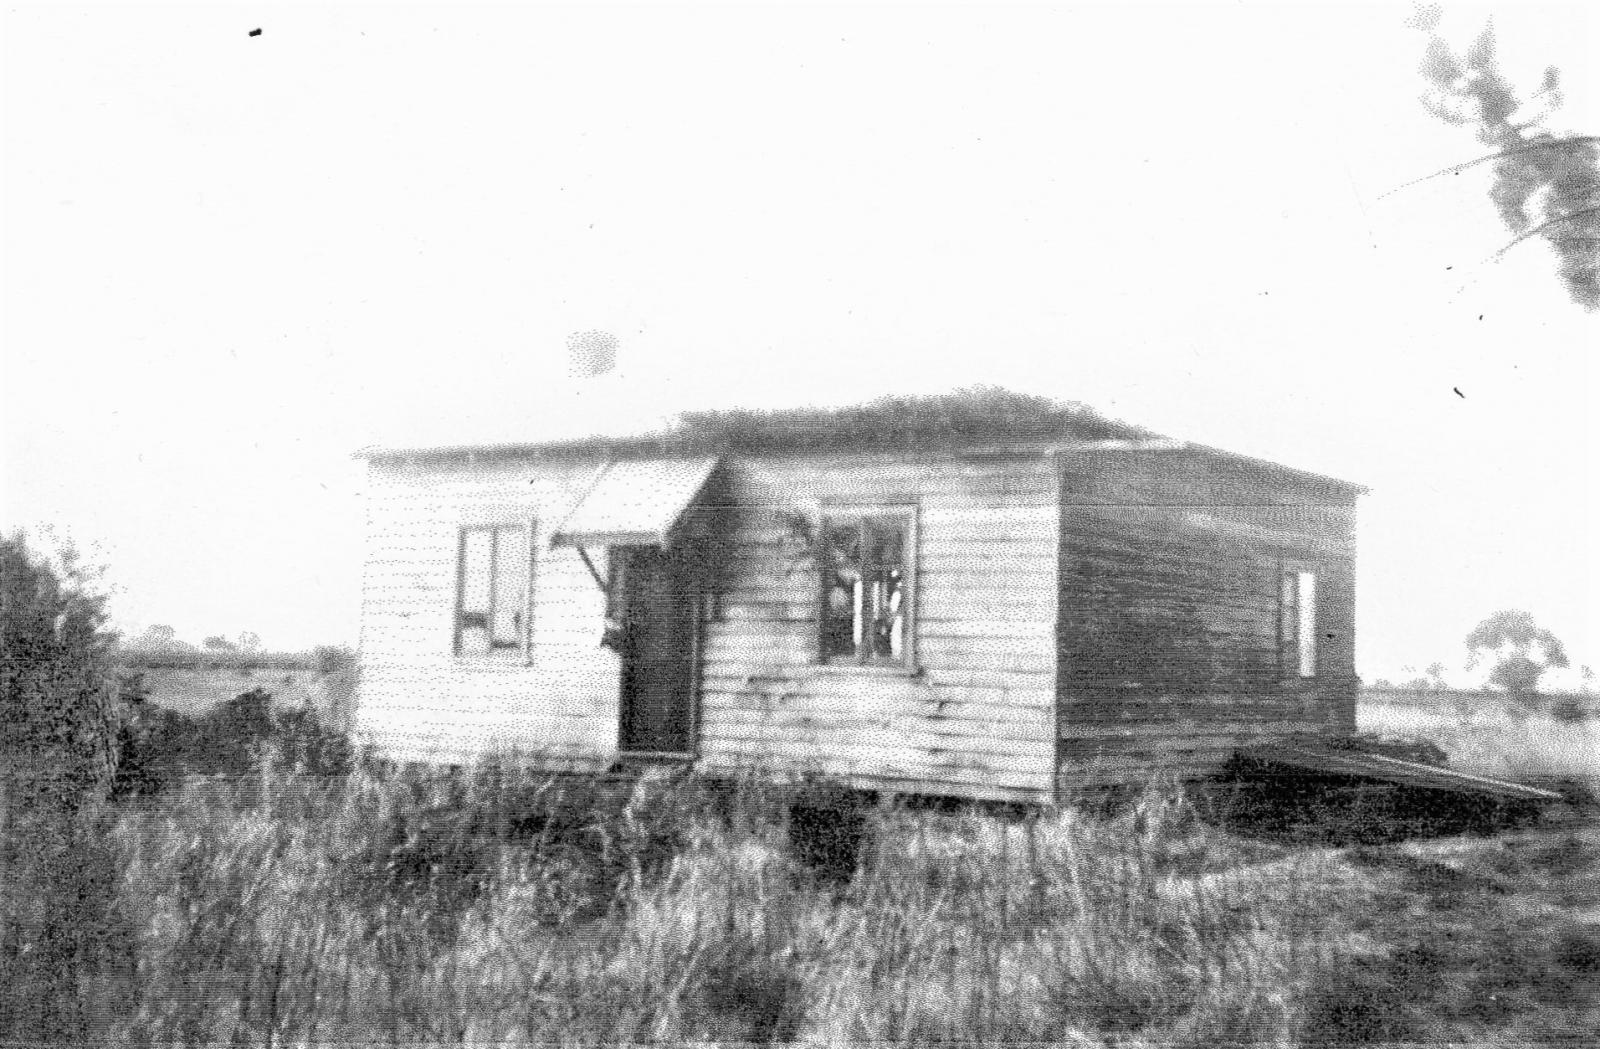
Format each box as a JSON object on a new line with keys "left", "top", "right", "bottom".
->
{"left": 353, "top": 434, "right": 1367, "bottom": 496}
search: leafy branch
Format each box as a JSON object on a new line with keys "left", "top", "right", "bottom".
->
{"left": 1410, "top": 15, "right": 1600, "bottom": 309}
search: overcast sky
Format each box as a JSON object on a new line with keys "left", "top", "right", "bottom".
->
{"left": 3, "top": 1, "right": 1596, "bottom": 684}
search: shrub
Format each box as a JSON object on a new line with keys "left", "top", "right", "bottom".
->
{"left": 1, "top": 533, "right": 122, "bottom": 812}
{"left": 112, "top": 687, "right": 353, "bottom": 796}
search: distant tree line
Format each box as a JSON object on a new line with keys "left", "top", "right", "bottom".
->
{"left": 1371, "top": 609, "right": 1593, "bottom": 700}
{"left": 122, "top": 624, "right": 266, "bottom": 655}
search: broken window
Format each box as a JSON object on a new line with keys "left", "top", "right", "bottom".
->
{"left": 456, "top": 525, "right": 529, "bottom": 657}
{"left": 820, "top": 508, "right": 915, "bottom": 666}
{"left": 1280, "top": 567, "right": 1317, "bottom": 678}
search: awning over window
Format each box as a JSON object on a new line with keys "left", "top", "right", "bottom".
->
{"left": 551, "top": 456, "right": 720, "bottom": 548}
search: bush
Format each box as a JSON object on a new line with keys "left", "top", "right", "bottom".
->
{"left": 1, "top": 533, "right": 122, "bottom": 812}
{"left": 1545, "top": 693, "right": 1600, "bottom": 724}
{"left": 112, "top": 687, "right": 353, "bottom": 796}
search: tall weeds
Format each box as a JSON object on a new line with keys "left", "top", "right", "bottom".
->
{"left": 2, "top": 760, "right": 1377, "bottom": 1046}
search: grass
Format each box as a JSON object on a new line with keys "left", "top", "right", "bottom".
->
{"left": 117, "top": 663, "right": 354, "bottom": 722}
{"left": 4, "top": 744, "right": 1597, "bottom": 1047}
{"left": 1360, "top": 689, "right": 1600, "bottom": 798}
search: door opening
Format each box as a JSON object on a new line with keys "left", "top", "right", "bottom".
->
{"left": 612, "top": 546, "right": 701, "bottom": 756}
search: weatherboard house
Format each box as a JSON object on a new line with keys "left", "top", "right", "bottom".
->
{"left": 353, "top": 386, "right": 1362, "bottom": 803}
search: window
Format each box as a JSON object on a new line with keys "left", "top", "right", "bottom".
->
{"left": 1280, "top": 566, "right": 1317, "bottom": 678}
{"left": 819, "top": 508, "right": 915, "bottom": 666}
{"left": 455, "top": 524, "right": 530, "bottom": 658}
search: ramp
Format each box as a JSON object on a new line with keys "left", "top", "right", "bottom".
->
{"left": 1241, "top": 742, "right": 1563, "bottom": 802}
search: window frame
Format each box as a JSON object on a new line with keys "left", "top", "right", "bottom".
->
{"left": 815, "top": 502, "right": 919, "bottom": 670}
{"left": 452, "top": 518, "right": 536, "bottom": 663}
{"left": 1278, "top": 560, "right": 1319, "bottom": 681}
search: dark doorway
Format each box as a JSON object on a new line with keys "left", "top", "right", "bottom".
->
{"left": 613, "top": 546, "right": 701, "bottom": 755}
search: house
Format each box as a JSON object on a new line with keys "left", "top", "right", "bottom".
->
{"left": 353, "top": 386, "right": 1363, "bottom": 803}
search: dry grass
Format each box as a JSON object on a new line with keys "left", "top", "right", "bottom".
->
{"left": 1360, "top": 690, "right": 1600, "bottom": 796}
{"left": 2, "top": 755, "right": 1596, "bottom": 1047}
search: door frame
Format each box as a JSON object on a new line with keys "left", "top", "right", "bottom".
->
{"left": 611, "top": 545, "right": 705, "bottom": 760}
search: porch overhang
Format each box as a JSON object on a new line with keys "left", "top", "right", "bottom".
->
{"left": 550, "top": 456, "right": 720, "bottom": 549}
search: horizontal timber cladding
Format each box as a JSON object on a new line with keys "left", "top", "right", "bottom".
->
{"left": 1056, "top": 449, "right": 1360, "bottom": 789}
{"left": 695, "top": 451, "right": 1060, "bottom": 799}
{"left": 355, "top": 445, "right": 1061, "bottom": 799}
{"left": 355, "top": 457, "right": 627, "bottom": 770}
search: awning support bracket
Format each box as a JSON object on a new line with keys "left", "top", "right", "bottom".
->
{"left": 574, "top": 545, "right": 608, "bottom": 594}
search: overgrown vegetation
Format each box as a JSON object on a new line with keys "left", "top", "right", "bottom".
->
{"left": 111, "top": 687, "right": 353, "bottom": 796}
{"left": 3, "top": 741, "right": 1596, "bottom": 1046}
{"left": 645, "top": 385, "right": 1153, "bottom": 454}
{"left": 1, "top": 532, "right": 123, "bottom": 812}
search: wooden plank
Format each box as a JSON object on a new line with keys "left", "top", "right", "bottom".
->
{"left": 1244, "top": 743, "right": 1563, "bottom": 800}
{"left": 914, "top": 618, "right": 1054, "bottom": 639}
{"left": 702, "top": 712, "right": 1055, "bottom": 747}
{"left": 699, "top": 672, "right": 1054, "bottom": 705}
{"left": 1063, "top": 717, "right": 1336, "bottom": 742}
{"left": 701, "top": 665, "right": 1053, "bottom": 691}
{"left": 702, "top": 693, "right": 1055, "bottom": 728}
{"left": 1059, "top": 757, "right": 1228, "bottom": 790}
{"left": 701, "top": 726, "right": 1053, "bottom": 765}
{"left": 693, "top": 758, "right": 1054, "bottom": 804}
{"left": 697, "top": 740, "right": 1050, "bottom": 793}
{"left": 916, "top": 637, "right": 1054, "bottom": 672}
{"left": 918, "top": 505, "right": 1059, "bottom": 528}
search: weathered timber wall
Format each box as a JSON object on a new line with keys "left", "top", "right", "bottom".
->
{"left": 356, "top": 447, "right": 1060, "bottom": 800}
{"left": 695, "top": 450, "right": 1058, "bottom": 801}
{"left": 1056, "top": 450, "right": 1359, "bottom": 788}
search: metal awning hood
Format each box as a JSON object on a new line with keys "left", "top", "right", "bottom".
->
{"left": 550, "top": 456, "right": 720, "bottom": 548}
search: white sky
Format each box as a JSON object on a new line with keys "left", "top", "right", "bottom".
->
{"left": 3, "top": 1, "right": 1596, "bottom": 683}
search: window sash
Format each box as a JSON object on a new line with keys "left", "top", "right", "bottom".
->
{"left": 819, "top": 509, "right": 914, "bottom": 667}
{"left": 455, "top": 523, "right": 531, "bottom": 659}
{"left": 1281, "top": 566, "right": 1317, "bottom": 679}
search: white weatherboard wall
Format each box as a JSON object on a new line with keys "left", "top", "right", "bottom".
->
{"left": 356, "top": 446, "right": 1060, "bottom": 800}
{"left": 356, "top": 455, "right": 622, "bottom": 768}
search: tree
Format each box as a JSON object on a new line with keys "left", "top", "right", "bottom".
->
{"left": 1465, "top": 609, "right": 1569, "bottom": 697}
{"left": 130, "top": 623, "right": 177, "bottom": 649}
{"left": 202, "top": 635, "right": 239, "bottom": 653}
{"left": 1426, "top": 662, "right": 1448, "bottom": 690}
{"left": 1413, "top": 15, "right": 1600, "bottom": 309}
{"left": 236, "top": 631, "right": 263, "bottom": 655}
{"left": 0, "top": 533, "right": 123, "bottom": 812}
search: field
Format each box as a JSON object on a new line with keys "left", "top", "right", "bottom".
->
{"left": 1359, "top": 687, "right": 1600, "bottom": 794}
{"left": 117, "top": 654, "right": 352, "bottom": 723}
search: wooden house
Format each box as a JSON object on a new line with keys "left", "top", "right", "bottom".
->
{"left": 353, "top": 388, "right": 1364, "bottom": 803}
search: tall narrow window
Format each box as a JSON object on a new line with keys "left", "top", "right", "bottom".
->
{"left": 819, "top": 508, "right": 915, "bottom": 667}
{"left": 1280, "top": 567, "right": 1317, "bottom": 678}
{"left": 456, "top": 524, "right": 529, "bottom": 657}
